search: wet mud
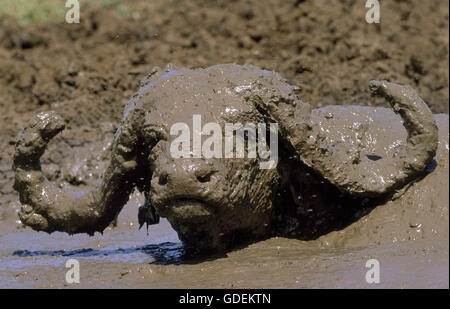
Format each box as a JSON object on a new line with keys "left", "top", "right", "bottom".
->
{"left": 0, "top": 0, "right": 448, "bottom": 288}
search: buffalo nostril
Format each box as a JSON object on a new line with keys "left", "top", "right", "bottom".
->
{"left": 196, "top": 171, "right": 215, "bottom": 183}
{"left": 158, "top": 172, "right": 168, "bottom": 185}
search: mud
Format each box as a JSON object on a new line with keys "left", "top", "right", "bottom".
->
{"left": 0, "top": 0, "right": 449, "bottom": 288}
{"left": 12, "top": 63, "right": 445, "bottom": 252}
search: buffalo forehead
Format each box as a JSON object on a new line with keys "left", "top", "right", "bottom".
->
{"left": 139, "top": 64, "right": 287, "bottom": 130}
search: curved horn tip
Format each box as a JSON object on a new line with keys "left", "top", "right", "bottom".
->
{"left": 14, "top": 111, "right": 66, "bottom": 167}
{"left": 368, "top": 80, "right": 395, "bottom": 97}
{"left": 368, "top": 80, "right": 420, "bottom": 105}
{"left": 32, "top": 111, "right": 65, "bottom": 139}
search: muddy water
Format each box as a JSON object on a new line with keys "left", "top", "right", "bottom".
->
{"left": 0, "top": 191, "right": 447, "bottom": 289}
